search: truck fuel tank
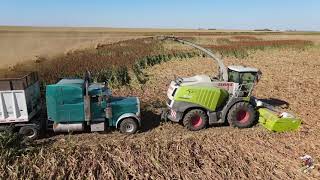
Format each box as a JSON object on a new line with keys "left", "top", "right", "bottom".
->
{"left": 53, "top": 123, "right": 84, "bottom": 133}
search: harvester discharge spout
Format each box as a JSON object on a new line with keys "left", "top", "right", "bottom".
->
{"left": 157, "top": 36, "right": 229, "bottom": 82}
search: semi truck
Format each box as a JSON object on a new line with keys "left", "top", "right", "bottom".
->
{"left": 0, "top": 72, "right": 141, "bottom": 139}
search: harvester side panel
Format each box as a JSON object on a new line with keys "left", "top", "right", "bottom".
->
{"left": 174, "top": 86, "right": 229, "bottom": 111}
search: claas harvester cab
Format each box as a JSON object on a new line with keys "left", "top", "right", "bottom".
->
{"left": 0, "top": 72, "right": 141, "bottom": 140}
{"left": 161, "top": 36, "right": 300, "bottom": 132}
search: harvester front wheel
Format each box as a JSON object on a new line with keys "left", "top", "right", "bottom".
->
{"left": 183, "top": 109, "right": 208, "bottom": 131}
{"left": 228, "top": 102, "right": 257, "bottom": 128}
{"left": 119, "top": 118, "right": 138, "bottom": 135}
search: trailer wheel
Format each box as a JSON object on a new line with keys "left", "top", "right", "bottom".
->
{"left": 119, "top": 118, "right": 138, "bottom": 135}
{"left": 183, "top": 109, "right": 208, "bottom": 131}
{"left": 19, "top": 125, "right": 39, "bottom": 140}
{"left": 227, "top": 102, "right": 257, "bottom": 128}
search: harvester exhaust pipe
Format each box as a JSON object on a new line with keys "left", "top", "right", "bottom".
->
{"left": 84, "top": 71, "right": 91, "bottom": 125}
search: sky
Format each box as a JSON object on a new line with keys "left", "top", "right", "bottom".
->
{"left": 0, "top": 0, "right": 319, "bottom": 31}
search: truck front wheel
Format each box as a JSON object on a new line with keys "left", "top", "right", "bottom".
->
{"left": 119, "top": 118, "right": 138, "bottom": 135}
{"left": 183, "top": 109, "right": 208, "bottom": 131}
{"left": 227, "top": 102, "right": 257, "bottom": 128}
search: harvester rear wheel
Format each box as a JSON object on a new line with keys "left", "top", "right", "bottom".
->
{"left": 183, "top": 109, "right": 208, "bottom": 131}
{"left": 227, "top": 102, "right": 257, "bottom": 128}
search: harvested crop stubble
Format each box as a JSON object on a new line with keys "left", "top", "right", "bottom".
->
{"left": 112, "top": 47, "right": 320, "bottom": 179}
{"left": 2, "top": 124, "right": 318, "bottom": 179}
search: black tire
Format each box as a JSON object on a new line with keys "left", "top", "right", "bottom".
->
{"left": 18, "top": 125, "right": 39, "bottom": 140}
{"left": 227, "top": 102, "right": 257, "bottom": 128}
{"left": 183, "top": 109, "right": 208, "bottom": 131}
{"left": 161, "top": 109, "right": 169, "bottom": 122}
{"left": 119, "top": 118, "right": 138, "bottom": 135}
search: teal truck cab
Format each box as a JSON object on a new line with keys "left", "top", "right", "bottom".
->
{"left": 46, "top": 77, "right": 141, "bottom": 134}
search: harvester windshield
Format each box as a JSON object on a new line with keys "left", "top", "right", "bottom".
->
{"left": 228, "top": 67, "right": 261, "bottom": 97}
{"left": 227, "top": 66, "right": 261, "bottom": 84}
{"left": 228, "top": 71, "right": 257, "bottom": 84}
